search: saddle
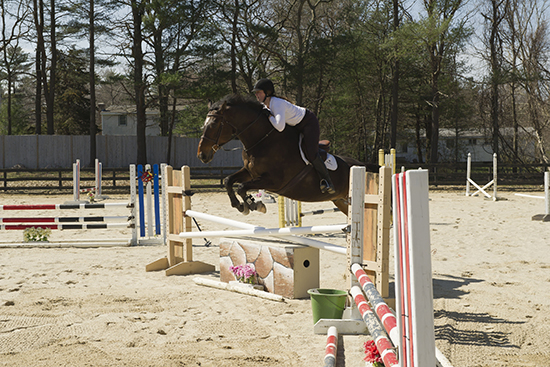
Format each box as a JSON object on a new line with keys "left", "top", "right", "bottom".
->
{"left": 279, "top": 139, "right": 337, "bottom": 196}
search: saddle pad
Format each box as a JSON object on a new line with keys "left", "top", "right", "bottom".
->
{"left": 299, "top": 134, "right": 338, "bottom": 171}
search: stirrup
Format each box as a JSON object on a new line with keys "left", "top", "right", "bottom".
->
{"left": 320, "top": 179, "right": 336, "bottom": 194}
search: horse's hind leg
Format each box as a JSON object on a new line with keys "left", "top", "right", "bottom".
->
{"left": 332, "top": 197, "right": 349, "bottom": 216}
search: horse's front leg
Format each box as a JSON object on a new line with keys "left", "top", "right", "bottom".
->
{"left": 223, "top": 168, "right": 252, "bottom": 214}
{"left": 236, "top": 176, "right": 275, "bottom": 214}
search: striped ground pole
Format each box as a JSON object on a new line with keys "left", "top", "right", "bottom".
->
{"left": 350, "top": 263, "right": 399, "bottom": 346}
{"left": 0, "top": 203, "right": 131, "bottom": 210}
{"left": 0, "top": 222, "right": 132, "bottom": 230}
{"left": 0, "top": 216, "right": 130, "bottom": 223}
{"left": 323, "top": 326, "right": 338, "bottom": 367}
{"left": 350, "top": 286, "right": 398, "bottom": 367}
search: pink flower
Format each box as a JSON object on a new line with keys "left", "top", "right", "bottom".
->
{"left": 229, "top": 264, "right": 257, "bottom": 284}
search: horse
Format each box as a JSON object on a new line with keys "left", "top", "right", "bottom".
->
{"left": 197, "top": 94, "right": 379, "bottom": 215}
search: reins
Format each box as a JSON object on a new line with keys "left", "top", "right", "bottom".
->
{"left": 205, "top": 109, "right": 273, "bottom": 153}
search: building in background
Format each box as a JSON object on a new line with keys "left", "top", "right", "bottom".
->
{"left": 100, "top": 106, "right": 161, "bottom": 136}
{"left": 396, "top": 127, "right": 537, "bottom": 163}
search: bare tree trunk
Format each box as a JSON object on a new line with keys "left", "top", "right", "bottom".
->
{"left": 132, "top": 0, "right": 147, "bottom": 164}
{"left": 1, "top": 2, "right": 11, "bottom": 135}
{"left": 230, "top": 0, "right": 238, "bottom": 93}
{"left": 32, "top": 0, "right": 42, "bottom": 134}
{"left": 89, "top": 0, "right": 97, "bottom": 164}
{"left": 46, "top": 0, "right": 55, "bottom": 134}
{"left": 429, "top": 43, "right": 440, "bottom": 164}
{"left": 487, "top": 0, "right": 505, "bottom": 161}
{"left": 390, "top": 0, "right": 399, "bottom": 150}
{"left": 424, "top": 0, "right": 463, "bottom": 164}
{"left": 153, "top": 29, "right": 169, "bottom": 136}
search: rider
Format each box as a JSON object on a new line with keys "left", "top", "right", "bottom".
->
{"left": 252, "top": 78, "right": 335, "bottom": 194}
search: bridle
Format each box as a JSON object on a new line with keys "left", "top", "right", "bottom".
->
{"left": 202, "top": 109, "right": 274, "bottom": 153}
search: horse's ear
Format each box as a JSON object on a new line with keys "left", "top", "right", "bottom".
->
{"left": 207, "top": 99, "right": 213, "bottom": 109}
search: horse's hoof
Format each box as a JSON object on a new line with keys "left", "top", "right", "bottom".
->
{"left": 256, "top": 201, "right": 267, "bottom": 213}
{"left": 238, "top": 203, "right": 250, "bottom": 215}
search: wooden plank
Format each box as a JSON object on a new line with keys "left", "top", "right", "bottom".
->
{"left": 363, "top": 171, "right": 379, "bottom": 287}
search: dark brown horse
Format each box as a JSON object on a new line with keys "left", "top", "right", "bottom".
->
{"left": 197, "top": 94, "right": 379, "bottom": 215}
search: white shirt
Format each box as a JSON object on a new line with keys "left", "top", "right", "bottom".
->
{"left": 266, "top": 97, "right": 306, "bottom": 132}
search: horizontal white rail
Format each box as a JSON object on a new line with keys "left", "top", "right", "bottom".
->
{"left": 184, "top": 210, "right": 260, "bottom": 229}
{"left": 179, "top": 224, "right": 348, "bottom": 239}
{"left": 183, "top": 209, "right": 347, "bottom": 254}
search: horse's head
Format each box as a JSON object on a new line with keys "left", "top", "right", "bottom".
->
{"left": 197, "top": 100, "right": 236, "bottom": 164}
{"left": 198, "top": 95, "right": 267, "bottom": 163}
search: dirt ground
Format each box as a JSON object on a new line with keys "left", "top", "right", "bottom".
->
{"left": 1, "top": 189, "right": 550, "bottom": 366}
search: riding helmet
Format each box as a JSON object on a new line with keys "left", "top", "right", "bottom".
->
{"left": 252, "top": 78, "right": 275, "bottom": 97}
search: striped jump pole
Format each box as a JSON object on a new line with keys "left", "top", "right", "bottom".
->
{"left": 0, "top": 215, "right": 130, "bottom": 223}
{"left": 0, "top": 204, "right": 134, "bottom": 232}
{"left": 301, "top": 207, "right": 340, "bottom": 217}
{"left": 324, "top": 326, "right": 338, "bottom": 367}
{"left": 393, "top": 169, "right": 436, "bottom": 367}
{"left": 350, "top": 286, "right": 398, "bottom": 367}
{"left": 1, "top": 222, "right": 131, "bottom": 230}
{"left": 351, "top": 263, "right": 398, "bottom": 345}
{"left": 137, "top": 164, "right": 162, "bottom": 238}
{"left": 0, "top": 202, "right": 131, "bottom": 211}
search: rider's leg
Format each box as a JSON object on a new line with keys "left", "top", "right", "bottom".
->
{"left": 311, "top": 153, "right": 336, "bottom": 194}
{"left": 298, "top": 111, "right": 335, "bottom": 194}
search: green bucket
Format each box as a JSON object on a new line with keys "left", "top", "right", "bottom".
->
{"left": 307, "top": 288, "right": 348, "bottom": 324}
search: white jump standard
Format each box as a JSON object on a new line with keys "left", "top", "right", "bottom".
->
{"left": 466, "top": 152, "right": 498, "bottom": 200}
{"left": 515, "top": 171, "right": 550, "bottom": 222}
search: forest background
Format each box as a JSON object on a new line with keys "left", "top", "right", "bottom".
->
{"left": 0, "top": 0, "right": 548, "bottom": 166}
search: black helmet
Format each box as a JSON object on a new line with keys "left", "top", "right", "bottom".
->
{"left": 252, "top": 78, "right": 275, "bottom": 96}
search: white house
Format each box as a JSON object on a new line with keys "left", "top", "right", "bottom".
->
{"left": 100, "top": 106, "right": 161, "bottom": 136}
{"left": 396, "top": 127, "right": 537, "bottom": 163}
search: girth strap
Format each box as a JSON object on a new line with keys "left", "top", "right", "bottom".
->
{"left": 276, "top": 165, "right": 314, "bottom": 197}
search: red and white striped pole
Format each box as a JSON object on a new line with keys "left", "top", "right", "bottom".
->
{"left": 351, "top": 263, "right": 398, "bottom": 346}
{"left": 392, "top": 170, "right": 436, "bottom": 367}
{"left": 0, "top": 202, "right": 130, "bottom": 210}
{"left": 323, "top": 326, "right": 338, "bottom": 367}
{"left": 1, "top": 222, "right": 131, "bottom": 230}
{"left": 350, "top": 286, "right": 398, "bottom": 367}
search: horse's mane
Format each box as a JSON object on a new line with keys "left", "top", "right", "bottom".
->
{"left": 212, "top": 94, "right": 264, "bottom": 112}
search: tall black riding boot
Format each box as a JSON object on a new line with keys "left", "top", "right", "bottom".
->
{"left": 311, "top": 155, "right": 336, "bottom": 194}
